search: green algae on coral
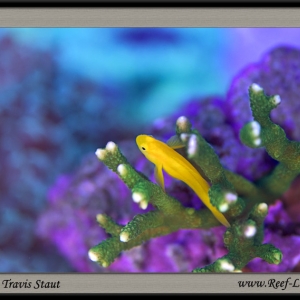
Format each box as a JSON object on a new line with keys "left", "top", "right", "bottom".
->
{"left": 87, "top": 83, "right": 300, "bottom": 272}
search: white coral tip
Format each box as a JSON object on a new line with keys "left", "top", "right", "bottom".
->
{"left": 258, "top": 203, "right": 268, "bottom": 213}
{"left": 220, "top": 260, "right": 235, "bottom": 272}
{"left": 250, "top": 121, "right": 261, "bottom": 137}
{"left": 120, "top": 232, "right": 129, "bottom": 242}
{"left": 244, "top": 225, "right": 257, "bottom": 238}
{"left": 96, "top": 214, "right": 105, "bottom": 224}
{"left": 180, "top": 133, "right": 189, "bottom": 142}
{"left": 251, "top": 83, "right": 263, "bottom": 92}
{"left": 140, "top": 200, "right": 148, "bottom": 210}
{"left": 117, "top": 164, "right": 127, "bottom": 176}
{"left": 219, "top": 203, "right": 229, "bottom": 213}
{"left": 177, "top": 116, "right": 188, "bottom": 126}
{"left": 253, "top": 138, "right": 262, "bottom": 146}
{"left": 106, "top": 141, "right": 117, "bottom": 151}
{"left": 187, "top": 134, "right": 197, "bottom": 156}
{"left": 132, "top": 192, "right": 143, "bottom": 203}
{"left": 102, "top": 261, "right": 109, "bottom": 268}
{"left": 225, "top": 192, "right": 237, "bottom": 203}
{"left": 88, "top": 250, "right": 98, "bottom": 262}
{"left": 273, "top": 95, "right": 281, "bottom": 105}
{"left": 95, "top": 148, "right": 106, "bottom": 160}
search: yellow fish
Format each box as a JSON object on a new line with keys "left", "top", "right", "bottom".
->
{"left": 136, "top": 134, "right": 230, "bottom": 227}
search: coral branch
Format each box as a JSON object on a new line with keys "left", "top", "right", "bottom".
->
{"left": 241, "top": 84, "right": 300, "bottom": 204}
{"left": 179, "top": 128, "right": 244, "bottom": 221}
{"left": 89, "top": 84, "right": 300, "bottom": 272}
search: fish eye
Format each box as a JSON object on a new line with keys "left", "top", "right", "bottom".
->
{"left": 142, "top": 147, "right": 146, "bottom": 150}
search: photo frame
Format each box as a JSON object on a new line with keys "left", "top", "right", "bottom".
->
{"left": 1, "top": 7, "right": 300, "bottom": 294}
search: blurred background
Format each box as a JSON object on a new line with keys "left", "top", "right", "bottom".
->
{"left": 2, "top": 28, "right": 300, "bottom": 272}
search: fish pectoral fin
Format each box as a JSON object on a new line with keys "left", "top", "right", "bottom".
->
{"left": 154, "top": 165, "right": 165, "bottom": 192}
{"left": 166, "top": 135, "right": 185, "bottom": 149}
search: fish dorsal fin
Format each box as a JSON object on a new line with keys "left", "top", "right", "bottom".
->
{"left": 166, "top": 135, "right": 185, "bottom": 149}
{"left": 154, "top": 165, "right": 165, "bottom": 192}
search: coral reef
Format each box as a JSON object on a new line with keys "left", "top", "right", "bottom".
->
{"left": 5, "top": 28, "right": 224, "bottom": 272}
{"left": 89, "top": 84, "right": 300, "bottom": 272}
{"left": 7, "top": 27, "right": 300, "bottom": 273}
{"left": 37, "top": 45, "right": 300, "bottom": 273}
{"left": 226, "top": 46, "right": 300, "bottom": 141}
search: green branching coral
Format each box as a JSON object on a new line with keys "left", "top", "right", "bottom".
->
{"left": 88, "top": 83, "right": 300, "bottom": 272}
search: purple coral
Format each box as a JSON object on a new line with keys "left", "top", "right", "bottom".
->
{"left": 36, "top": 137, "right": 230, "bottom": 272}
{"left": 33, "top": 98, "right": 283, "bottom": 273}
{"left": 247, "top": 200, "right": 300, "bottom": 272}
{"left": 150, "top": 96, "right": 274, "bottom": 182}
{"left": 109, "top": 227, "right": 227, "bottom": 273}
{"left": 36, "top": 144, "right": 147, "bottom": 272}
{"left": 226, "top": 46, "right": 300, "bottom": 141}
{"left": 0, "top": 35, "right": 138, "bottom": 272}
{"left": 37, "top": 45, "right": 300, "bottom": 273}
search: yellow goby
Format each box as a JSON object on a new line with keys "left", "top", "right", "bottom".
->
{"left": 136, "top": 134, "right": 230, "bottom": 227}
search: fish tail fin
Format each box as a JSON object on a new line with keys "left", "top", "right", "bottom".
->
{"left": 196, "top": 185, "right": 231, "bottom": 227}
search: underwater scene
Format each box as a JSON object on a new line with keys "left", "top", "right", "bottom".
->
{"left": 2, "top": 28, "right": 300, "bottom": 272}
